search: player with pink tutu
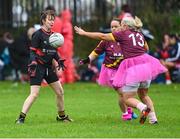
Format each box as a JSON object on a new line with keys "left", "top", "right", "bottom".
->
{"left": 74, "top": 16, "right": 167, "bottom": 124}
{"left": 79, "top": 18, "right": 137, "bottom": 121}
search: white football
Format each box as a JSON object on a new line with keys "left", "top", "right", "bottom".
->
{"left": 49, "top": 33, "right": 64, "bottom": 48}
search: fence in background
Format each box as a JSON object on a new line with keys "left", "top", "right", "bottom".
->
{"left": 0, "top": 0, "right": 128, "bottom": 30}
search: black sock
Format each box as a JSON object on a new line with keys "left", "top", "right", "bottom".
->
{"left": 19, "top": 112, "right": 26, "bottom": 119}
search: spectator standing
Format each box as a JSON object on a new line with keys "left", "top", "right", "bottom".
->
{"left": 2, "top": 32, "right": 14, "bottom": 80}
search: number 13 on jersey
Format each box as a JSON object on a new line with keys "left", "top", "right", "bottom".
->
{"left": 129, "top": 33, "right": 144, "bottom": 47}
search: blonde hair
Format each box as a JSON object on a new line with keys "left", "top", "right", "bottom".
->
{"left": 121, "top": 16, "right": 143, "bottom": 31}
{"left": 134, "top": 16, "right": 143, "bottom": 29}
{"left": 121, "top": 17, "right": 135, "bottom": 28}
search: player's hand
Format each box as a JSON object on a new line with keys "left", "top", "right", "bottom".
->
{"left": 28, "top": 61, "right": 37, "bottom": 77}
{"left": 79, "top": 57, "right": 90, "bottom": 65}
{"left": 57, "top": 59, "right": 66, "bottom": 71}
{"left": 74, "top": 26, "right": 86, "bottom": 35}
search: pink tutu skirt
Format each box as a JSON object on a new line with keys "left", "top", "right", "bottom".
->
{"left": 112, "top": 54, "right": 167, "bottom": 88}
{"left": 98, "top": 64, "right": 117, "bottom": 88}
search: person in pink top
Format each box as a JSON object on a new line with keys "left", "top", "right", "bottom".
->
{"left": 79, "top": 18, "right": 137, "bottom": 121}
{"left": 74, "top": 16, "right": 167, "bottom": 124}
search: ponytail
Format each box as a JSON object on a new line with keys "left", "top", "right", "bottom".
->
{"left": 134, "top": 16, "right": 143, "bottom": 29}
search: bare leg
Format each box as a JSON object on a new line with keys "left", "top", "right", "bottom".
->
{"left": 138, "top": 88, "right": 154, "bottom": 112}
{"left": 122, "top": 91, "right": 152, "bottom": 124}
{"left": 22, "top": 85, "right": 41, "bottom": 114}
{"left": 49, "top": 81, "right": 64, "bottom": 112}
{"left": 138, "top": 88, "right": 158, "bottom": 123}
{"left": 50, "top": 80, "right": 72, "bottom": 122}
{"left": 116, "top": 88, "right": 127, "bottom": 113}
{"left": 122, "top": 92, "right": 141, "bottom": 108}
{"left": 116, "top": 88, "right": 138, "bottom": 120}
{"left": 15, "top": 85, "right": 41, "bottom": 123}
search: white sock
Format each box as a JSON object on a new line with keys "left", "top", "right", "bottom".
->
{"left": 148, "top": 112, "right": 158, "bottom": 124}
{"left": 122, "top": 112, "right": 128, "bottom": 115}
{"left": 136, "top": 102, "right": 147, "bottom": 112}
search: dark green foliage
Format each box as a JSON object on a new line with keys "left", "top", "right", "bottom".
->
{"left": 74, "top": 21, "right": 100, "bottom": 58}
{"left": 131, "top": 0, "right": 180, "bottom": 50}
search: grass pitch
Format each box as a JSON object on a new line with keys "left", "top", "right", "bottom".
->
{"left": 0, "top": 81, "right": 180, "bottom": 138}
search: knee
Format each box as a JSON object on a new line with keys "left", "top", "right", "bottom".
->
{"left": 121, "top": 94, "right": 130, "bottom": 102}
{"left": 139, "top": 94, "right": 148, "bottom": 101}
{"left": 118, "top": 95, "right": 124, "bottom": 104}
{"left": 30, "top": 92, "right": 39, "bottom": 100}
{"left": 56, "top": 88, "right": 64, "bottom": 97}
{"left": 138, "top": 89, "right": 148, "bottom": 98}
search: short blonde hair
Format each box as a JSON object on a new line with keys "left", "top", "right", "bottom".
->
{"left": 121, "top": 16, "right": 143, "bottom": 30}
{"left": 121, "top": 17, "right": 135, "bottom": 28}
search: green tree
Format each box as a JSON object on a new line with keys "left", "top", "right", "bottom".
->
{"left": 131, "top": 0, "right": 180, "bottom": 49}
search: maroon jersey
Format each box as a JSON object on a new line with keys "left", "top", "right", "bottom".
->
{"left": 93, "top": 41, "right": 123, "bottom": 69}
{"left": 112, "top": 29, "right": 146, "bottom": 59}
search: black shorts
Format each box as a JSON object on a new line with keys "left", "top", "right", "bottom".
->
{"left": 30, "top": 64, "right": 59, "bottom": 86}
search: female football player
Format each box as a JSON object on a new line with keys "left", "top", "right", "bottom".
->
{"left": 74, "top": 16, "right": 167, "bottom": 124}
{"left": 79, "top": 18, "right": 137, "bottom": 121}
{"left": 15, "top": 10, "right": 72, "bottom": 123}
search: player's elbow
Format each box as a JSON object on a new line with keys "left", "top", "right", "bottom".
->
{"left": 100, "top": 34, "right": 110, "bottom": 41}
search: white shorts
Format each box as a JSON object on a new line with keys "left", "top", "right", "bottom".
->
{"left": 121, "top": 80, "right": 151, "bottom": 93}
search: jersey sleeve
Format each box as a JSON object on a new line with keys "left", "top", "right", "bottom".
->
{"left": 31, "top": 31, "right": 41, "bottom": 48}
{"left": 54, "top": 52, "right": 61, "bottom": 61}
{"left": 29, "top": 32, "right": 40, "bottom": 62}
{"left": 108, "top": 33, "right": 116, "bottom": 42}
{"left": 112, "top": 31, "right": 122, "bottom": 42}
{"left": 93, "top": 40, "right": 106, "bottom": 55}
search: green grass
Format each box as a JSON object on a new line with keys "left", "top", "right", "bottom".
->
{"left": 0, "top": 81, "right": 180, "bottom": 138}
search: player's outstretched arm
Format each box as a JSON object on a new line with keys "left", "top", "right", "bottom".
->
{"left": 79, "top": 51, "right": 99, "bottom": 65}
{"left": 74, "top": 26, "right": 113, "bottom": 41}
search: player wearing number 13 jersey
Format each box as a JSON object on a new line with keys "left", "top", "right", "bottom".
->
{"left": 74, "top": 17, "right": 167, "bottom": 88}
{"left": 74, "top": 16, "right": 167, "bottom": 124}
{"left": 110, "top": 20, "right": 167, "bottom": 88}
{"left": 110, "top": 18, "right": 167, "bottom": 124}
